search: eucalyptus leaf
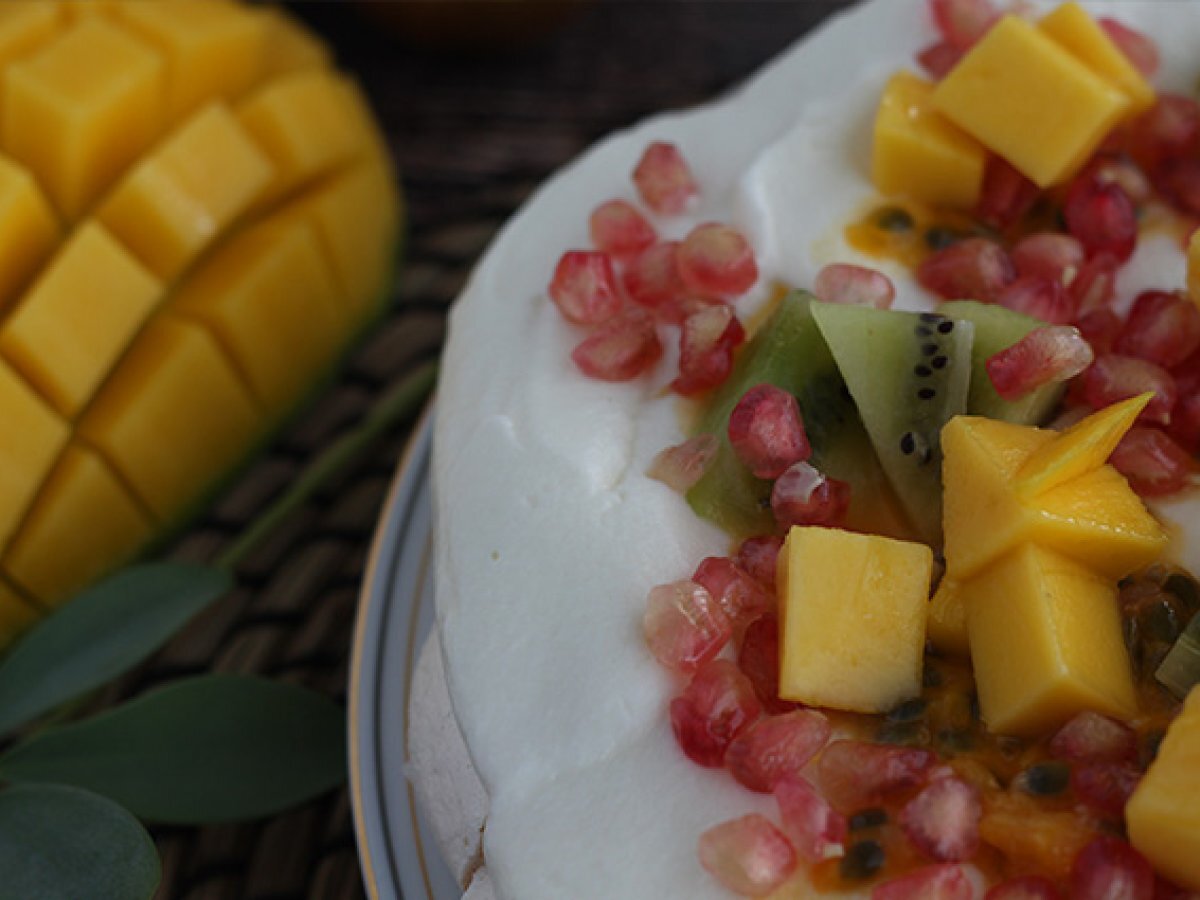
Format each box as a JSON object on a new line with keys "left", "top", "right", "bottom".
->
{"left": 0, "top": 782, "right": 159, "bottom": 900}
{"left": 0, "top": 674, "right": 345, "bottom": 823}
{"left": 0, "top": 562, "right": 230, "bottom": 734}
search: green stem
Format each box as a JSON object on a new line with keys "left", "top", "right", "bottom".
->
{"left": 215, "top": 360, "right": 438, "bottom": 572}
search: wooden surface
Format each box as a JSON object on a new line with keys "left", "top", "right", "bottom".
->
{"left": 137, "top": 2, "right": 857, "bottom": 897}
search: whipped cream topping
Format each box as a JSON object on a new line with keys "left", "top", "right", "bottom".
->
{"left": 431, "top": 2, "right": 1200, "bottom": 897}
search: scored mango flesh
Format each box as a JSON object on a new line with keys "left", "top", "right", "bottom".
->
{"left": 0, "top": 0, "right": 400, "bottom": 642}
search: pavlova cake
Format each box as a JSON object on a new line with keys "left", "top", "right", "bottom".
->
{"left": 419, "top": 0, "right": 1200, "bottom": 896}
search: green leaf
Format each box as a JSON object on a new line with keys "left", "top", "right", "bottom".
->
{"left": 0, "top": 562, "right": 230, "bottom": 734}
{"left": 0, "top": 674, "right": 346, "bottom": 824}
{"left": 0, "top": 783, "right": 159, "bottom": 900}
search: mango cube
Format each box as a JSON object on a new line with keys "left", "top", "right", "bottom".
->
{"left": 1039, "top": 2, "right": 1154, "bottom": 117}
{"left": 3, "top": 445, "right": 152, "bottom": 605}
{"left": 0, "top": 3, "right": 62, "bottom": 77}
{"left": 2, "top": 18, "right": 165, "bottom": 219}
{"left": 0, "top": 153, "right": 60, "bottom": 314}
{"left": 259, "top": 7, "right": 331, "bottom": 79}
{"left": 98, "top": 102, "right": 274, "bottom": 280}
{"left": 0, "top": 359, "right": 68, "bottom": 550}
{"left": 933, "top": 16, "right": 1129, "bottom": 187}
{"left": 1127, "top": 688, "right": 1200, "bottom": 890}
{"left": 0, "top": 222, "right": 161, "bottom": 418}
{"left": 941, "top": 416, "right": 1167, "bottom": 581}
{"left": 779, "top": 527, "right": 931, "bottom": 714}
{"left": 872, "top": 71, "right": 986, "bottom": 210}
{"left": 968, "top": 543, "right": 1137, "bottom": 736}
{"left": 0, "top": 577, "right": 39, "bottom": 650}
{"left": 928, "top": 578, "right": 969, "bottom": 658}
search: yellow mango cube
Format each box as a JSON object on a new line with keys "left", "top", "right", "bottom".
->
{"left": 941, "top": 416, "right": 1167, "bottom": 581}
{"left": 3, "top": 445, "right": 152, "bottom": 605}
{"left": 1127, "top": 688, "right": 1200, "bottom": 891}
{"left": 2, "top": 18, "right": 165, "bottom": 220}
{"left": 0, "top": 359, "right": 68, "bottom": 549}
{"left": 259, "top": 7, "right": 331, "bottom": 79}
{"left": 1040, "top": 2, "right": 1154, "bottom": 117}
{"left": 933, "top": 16, "right": 1129, "bottom": 187}
{"left": 968, "top": 544, "right": 1137, "bottom": 736}
{"left": 0, "top": 577, "right": 39, "bottom": 650}
{"left": 79, "top": 317, "right": 261, "bottom": 521}
{"left": 0, "top": 222, "right": 161, "bottom": 418}
{"left": 872, "top": 71, "right": 986, "bottom": 210}
{"left": 0, "top": 153, "right": 60, "bottom": 314}
{"left": 779, "top": 527, "right": 931, "bottom": 713}
{"left": 98, "top": 102, "right": 273, "bottom": 280}
{"left": 928, "top": 578, "right": 969, "bottom": 658}
{"left": 0, "top": 3, "right": 63, "bottom": 76}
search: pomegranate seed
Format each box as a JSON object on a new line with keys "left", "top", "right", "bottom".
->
{"left": 976, "top": 156, "right": 1041, "bottom": 229}
{"left": 1012, "top": 233, "right": 1085, "bottom": 286}
{"left": 1111, "top": 426, "right": 1194, "bottom": 496}
{"left": 697, "top": 814, "right": 797, "bottom": 896}
{"left": 1100, "top": 18, "right": 1159, "bottom": 78}
{"left": 1075, "top": 307, "right": 1123, "bottom": 356}
{"left": 676, "top": 223, "right": 758, "bottom": 299}
{"left": 726, "top": 710, "right": 833, "bottom": 793}
{"left": 900, "top": 777, "right": 981, "bottom": 862}
{"left": 996, "top": 276, "right": 1075, "bottom": 324}
{"left": 728, "top": 384, "right": 811, "bottom": 480}
{"left": 1083, "top": 355, "right": 1176, "bottom": 425}
{"left": 917, "top": 237, "right": 1016, "bottom": 303}
{"left": 817, "top": 740, "right": 937, "bottom": 812}
{"left": 930, "top": 0, "right": 1000, "bottom": 49}
{"left": 643, "top": 579, "right": 731, "bottom": 674}
{"left": 588, "top": 199, "right": 656, "bottom": 261}
{"left": 647, "top": 433, "right": 718, "bottom": 492}
{"left": 917, "top": 40, "right": 965, "bottom": 79}
{"left": 771, "top": 462, "right": 851, "bottom": 530}
{"left": 571, "top": 309, "right": 662, "bottom": 381}
{"left": 985, "top": 876, "right": 1064, "bottom": 900}
{"left": 632, "top": 141, "right": 698, "bottom": 216}
{"left": 1116, "top": 291, "right": 1200, "bottom": 368}
{"left": 1069, "top": 253, "right": 1118, "bottom": 314}
{"left": 986, "top": 325, "right": 1093, "bottom": 401}
{"left": 813, "top": 263, "right": 895, "bottom": 309}
{"left": 1168, "top": 360, "right": 1200, "bottom": 453}
{"left": 1072, "top": 761, "right": 1142, "bottom": 818}
{"left": 1132, "top": 95, "right": 1200, "bottom": 170}
{"left": 621, "top": 241, "right": 690, "bottom": 323}
{"left": 1070, "top": 837, "right": 1154, "bottom": 900}
{"left": 692, "top": 556, "right": 773, "bottom": 628}
{"left": 1156, "top": 158, "right": 1200, "bottom": 217}
{"left": 547, "top": 251, "right": 623, "bottom": 325}
{"left": 775, "top": 776, "right": 848, "bottom": 863}
{"left": 673, "top": 304, "right": 745, "bottom": 396}
{"left": 738, "top": 615, "right": 794, "bottom": 715}
{"left": 1089, "top": 153, "right": 1153, "bottom": 205}
{"left": 872, "top": 864, "right": 974, "bottom": 900}
{"left": 1049, "top": 710, "right": 1138, "bottom": 763}
{"left": 671, "top": 659, "right": 761, "bottom": 767}
{"left": 736, "top": 535, "right": 783, "bottom": 589}
{"left": 1064, "top": 176, "right": 1138, "bottom": 263}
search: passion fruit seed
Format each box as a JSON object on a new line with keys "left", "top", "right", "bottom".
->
{"left": 1015, "top": 761, "right": 1071, "bottom": 797}
{"left": 839, "top": 839, "right": 886, "bottom": 881}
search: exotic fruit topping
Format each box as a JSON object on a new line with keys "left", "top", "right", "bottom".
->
{"left": 0, "top": 1, "right": 399, "bottom": 643}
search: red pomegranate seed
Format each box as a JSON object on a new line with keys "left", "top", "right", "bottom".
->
{"left": 736, "top": 535, "right": 783, "bottom": 589}
{"left": 976, "top": 156, "right": 1041, "bottom": 229}
{"left": 986, "top": 325, "right": 1093, "bottom": 401}
{"left": 817, "top": 740, "right": 937, "bottom": 812}
{"left": 1083, "top": 355, "right": 1176, "bottom": 425}
{"left": 676, "top": 222, "right": 759, "bottom": 299}
{"left": 1116, "top": 290, "right": 1200, "bottom": 368}
{"left": 1089, "top": 153, "right": 1153, "bottom": 205}
{"left": 1064, "top": 175, "right": 1138, "bottom": 263}
{"left": 588, "top": 199, "right": 656, "bottom": 261}
{"left": 622, "top": 241, "right": 690, "bottom": 323}
{"left": 572, "top": 309, "right": 662, "bottom": 381}
{"left": 1072, "top": 761, "right": 1142, "bottom": 819}
{"left": 930, "top": 0, "right": 999, "bottom": 49}
{"left": 738, "top": 614, "right": 795, "bottom": 715}
{"left": 1168, "top": 360, "right": 1200, "bottom": 453}
{"left": 643, "top": 579, "right": 731, "bottom": 674}
{"left": 671, "top": 659, "right": 762, "bottom": 767}
{"left": 728, "top": 384, "right": 811, "bottom": 480}
{"left": 1012, "top": 232, "right": 1085, "bottom": 286}
{"left": 693, "top": 556, "right": 773, "bottom": 628}
{"left": 1112, "top": 427, "right": 1194, "bottom": 496}
{"left": 1156, "top": 158, "right": 1200, "bottom": 217}
{"left": 917, "top": 237, "right": 1016, "bottom": 303}
{"left": 1075, "top": 307, "right": 1123, "bottom": 356}
{"left": 1070, "top": 837, "right": 1154, "bottom": 900}
{"left": 899, "top": 777, "right": 981, "bottom": 862}
{"left": 1100, "top": 18, "right": 1159, "bottom": 78}
{"left": 1069, "top": 253, "right": 1118, "bottom": 314}
{"left": 647, "top": 433, "right": 718, "bottom": 492}
{"left": 697, "top": 814, "right": 797, "bottom": 896}
{"left": 917, "top": 40, "right": 965, "bottom": 79}
{"left": 813, "top": 263, "right": 895, "bottom": 309}
{"left": 1049, "top": 710, "right": 1137, "bottom": 763}
{"left": 775, "top": 776, "right": 848, "bottom": 863}
{"left": 985, "top": 876, "right": 1064, "bottom": 900}
{"left": 771, "top": 462, "right": 851, "bottom": 530}
{"left": 1132, "top": 95, "right": 1200, "bottom": 170}
{"left": 548, "top": 251, "right": 623, "bottom": 325}
{"left": 996, "top": 276, "right": 1075, "bottom": 324}
{"left": 673, "top": 304, "right": 745, "bottom": 396}
{"left": 632, "top": 141, "right": 698, "bottom": 216}
{"left": 872, "top": 864, "right": 974, "bottom": 900}
{"left": 726, "top": 710, "right": 833, "bottom": 793}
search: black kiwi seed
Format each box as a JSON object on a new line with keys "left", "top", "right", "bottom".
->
{"left": 918, "top": 387, "right": 937, "bottom": 400}
{"left": 841, "top": 841, "right": 886, "bottom": 881}
{"left": 916, "top": 325, "right": 934, "bottom": 337}
{"left": 931, "top": 355, "right": 948, "bottom": 370}
{"left": 924, "top": 226, "right": 963, "bottom": 250}
{"left": 938, "top": 320, "right": 955, "bottom": 333}
{"left": 921, "top": 343, "right": 939, "bottom": 356}
{"left": 919, "top": 313, "right": 942, "bottom": 323}
{"left": 848, "top": 808, "right": 888, "bottom": 831}
{"left": 1017, "top": 761, "right": 1071, "bottom": 796}
{"left": 915, "top": 365, "right": 932, "bottom": 377}
{"left": 900, "top": 432, "right": 917, "bottom": 455}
